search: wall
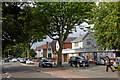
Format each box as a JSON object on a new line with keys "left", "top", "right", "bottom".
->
{"left": 36, "top": 50, "right": 43, "bottom": 57}
{"left": 83, "top": 33, "right": 95, "bottom": 48}
{"left": 63, "top": 43, "right": 72, "bottom": 49}
{"left": 47, "top": 45, "right": 53, "bottom": 58}
{"left": 43, "top": 49, "right": 47, "bottom": 57}
{"left": 56, "top": 41, "right": 73, "bottom": 50}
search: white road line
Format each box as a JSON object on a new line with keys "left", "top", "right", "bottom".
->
{"left": 5, "top": 72, "right": 8, "bottom": 74}
{"left": 7, "top": 74, "right": 11, "bottom": 78}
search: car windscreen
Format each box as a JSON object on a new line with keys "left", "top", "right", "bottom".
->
{"left": 78, "top": 56, "right": 85, "bottom": 60}
{"left": 43, "top": 60, "right": 49, "bottom": 62}
{"left": 29, "top": 59, "right": 33, "bottom": 61}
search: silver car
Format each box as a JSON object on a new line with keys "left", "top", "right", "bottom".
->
{"left": 95, "top": 57, "right": 114, "bottom": 65}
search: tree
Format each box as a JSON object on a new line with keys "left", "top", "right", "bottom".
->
{"left": 2, "top": 2, "right": 46, "bottom": 58}
{"left": 35, "top": 2, "right": 93, "bottom": 66}
{"left": 89, "top": 2, "right": 120, "bottom": 50}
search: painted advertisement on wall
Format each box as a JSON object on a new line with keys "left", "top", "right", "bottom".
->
{"left": 69, "top": 53, "right": 78, "bottom": 59}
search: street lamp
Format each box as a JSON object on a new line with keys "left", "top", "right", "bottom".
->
{"left": 37, "top": 46, "right": 38, "bottom": 62}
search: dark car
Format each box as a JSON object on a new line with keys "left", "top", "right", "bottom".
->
{"left": 4, "top": 58, "right": 9, "bottom": 62}
{"left": 69, "top": 56, "right": 89, "bottom": 67}
{"left": 39, "top": 59, "right": 53, "bottom": 67}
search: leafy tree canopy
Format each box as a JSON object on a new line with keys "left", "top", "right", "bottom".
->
{"left": 34, "top": 2, "right": 93, "bottom": 66}
{"left": 89, "top": 2, "right": 120, "bottom": 50}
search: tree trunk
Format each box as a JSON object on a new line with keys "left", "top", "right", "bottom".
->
{"left": 57, "top": 40, "right": 63, "bottom": 67}
{"left": 26, "top": 44, "right": 30, "bottom": 58}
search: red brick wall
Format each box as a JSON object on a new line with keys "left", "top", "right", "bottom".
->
{"left": 63, "top": 43, "right": 72, "bottom": 49}
{"left": 43, "top": 49, "right": 47, "bottom": 57}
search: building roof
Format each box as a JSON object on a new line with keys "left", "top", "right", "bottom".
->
{"left": 64, "top": 37, "right": 77, "bottom": 43}
{"left": 49, "top": 40, "right": 57, "bottom": 52}
{"left": 71, "top": 32, "right": 94, "bottom": 43}
{"left": 35, "top": 42, "right": 51, "bottom": 51}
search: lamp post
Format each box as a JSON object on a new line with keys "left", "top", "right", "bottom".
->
{"left": 37, "top": 46, "right": 38, "bottom": 63}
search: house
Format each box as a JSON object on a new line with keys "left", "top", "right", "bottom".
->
{"left": 47, "top": 40, "right": 57, "bottom": 59}
{"left": 62, "top": 32, "right": 116, "bottom": 63}
{"left": 35, "top": 42, "right": 51, "bottom": 58}
{"left": 62, "top": 32, "right": 98, "bottom": 63}
{"left": 46, "top": 37, "right": 77, "bottom": 61}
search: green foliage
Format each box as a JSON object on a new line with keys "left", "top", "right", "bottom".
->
{"left": 2, "top": 2, "right": 47, "bottom": 57}
{"left": 21, "top": 49, "right": 36, "bottom": 58}
{"left": 89, "top": 2, "right": 120, "bottom": 50}
{"left": 118, "top": 65, "right": 120, "bottom": 71}
{"left": 35, "top": 2, "right": 93, "bottom": 40}
{"left": 21, "top": 49, "right": 27, "bottom": 58}
{"left": 34, "top": 2, "right": 93, "bottom": 66}
{"left": 29, "top": 49, "right": 36, "bottom": 57}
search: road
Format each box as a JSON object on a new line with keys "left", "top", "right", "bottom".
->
{"left": 2, "top": 61, "right": 119, "bottom": 80}
{"left": 2, "top": 61, "right": 59, "bottom": 79}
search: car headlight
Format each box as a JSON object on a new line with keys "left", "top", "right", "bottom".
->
{"left": 80, "top": 61, "right": 82, "bottom": 63}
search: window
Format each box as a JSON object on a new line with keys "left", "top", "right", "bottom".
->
{"left": 48, "top": 53, "right": 52, "bottom": 58}
{"left": 86, "top": 39, "right": 92, "bottom": 46}
{"left": 74, "top": 42, "right": 78, "bottom": 47}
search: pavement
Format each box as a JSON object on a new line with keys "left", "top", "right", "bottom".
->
{"left": 25, "top": 62, "right": 118, "bottom": 78}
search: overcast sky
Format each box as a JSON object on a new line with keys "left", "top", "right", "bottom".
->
{"left": 31, "top": 22, "right": 94, "bottom": 49}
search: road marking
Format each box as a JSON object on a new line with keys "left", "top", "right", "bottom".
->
{"left": 7, "top": 74, "right": 11, "bottom": 78}
{"left": 5, "top": 72, "right": 8, "bottom": 74}
{"left": 44, "top": 72, "right": 54, "bottom": 77}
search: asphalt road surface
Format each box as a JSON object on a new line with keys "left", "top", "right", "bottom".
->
{"left": 2, "top": 61, "right": 58, "bottom": 79}
{"left": 2, "top": 61, "right": 119, "bottom": 80}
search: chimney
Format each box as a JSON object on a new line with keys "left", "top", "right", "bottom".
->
{"left": 46, "top": 42, "right": 49, "bottom": 49}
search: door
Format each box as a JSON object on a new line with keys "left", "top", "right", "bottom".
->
{"left": 64, "top": 54, "right": 67, "bottom": 62}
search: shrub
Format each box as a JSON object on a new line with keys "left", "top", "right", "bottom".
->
{"left": 118, "top": 65, "right": 120, "bottom": 71}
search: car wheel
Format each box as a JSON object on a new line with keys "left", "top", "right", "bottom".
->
{"left": 95, "top": 62, "right": 98, "bottom": 65}
{"left": 114, "top": 66, "right": 118, "bottom": 69}
{"left": 85, "top": 65, "right": 89, "bottom": 67}
{"left": 82, "top": 62, "right": 86, "bottom": 68}
{"left": 69, "top": 63, "right": 72, "bottom": 66}
{"left": 42, "top": 64, "right": 45, "bottom": 68}
{"left": 51, "top": 65, "right": 53, "bottom": 67}
{"left": 72, "top": 63, "right": 75, "bottom": 67}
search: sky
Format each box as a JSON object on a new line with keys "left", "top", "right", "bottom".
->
{"left": 31, "top": 22, "right": 94, "bottom": 49}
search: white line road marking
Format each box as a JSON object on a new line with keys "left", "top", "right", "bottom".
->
{"left": 5, "top": 72, "right": 8, "bottom": 74}
{"left": 7, "top": 74, "right": 11, "bottom": 78}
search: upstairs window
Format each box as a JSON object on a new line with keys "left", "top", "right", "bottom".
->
{"left": 86, "top": 39, "right": 92, "bottom": 46}
{"left": 74, "top": 42, "right": 78, "bottom": 47}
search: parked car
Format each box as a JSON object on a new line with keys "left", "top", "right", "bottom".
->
{"left": 26, "top": 59, "right": 34, "bottom": 64}
{"left": 69, "top": 56, "right": 89, "bottom": 67}
{"left": 12, "top": 58, "right": 17, "bottom": 62}
{"left": 17, "top": 57, "right": 22, "bottom": 61}
{"left": 4, "top": 58, "right": 9, "bottom": 62}
{"left": 19, "top": 58, "right": 24, "bottom": 63}
{"left": 95, "top": 57, "right": 106, "bottom": 65}
{"left": 95, "top": 57, "right": 114, "bottom": 65}
{"left": 22, "top": 58, "right": 27, "bottom": 63}
{"left": 39, "top": 58, "right": 53, "bottom": 67}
